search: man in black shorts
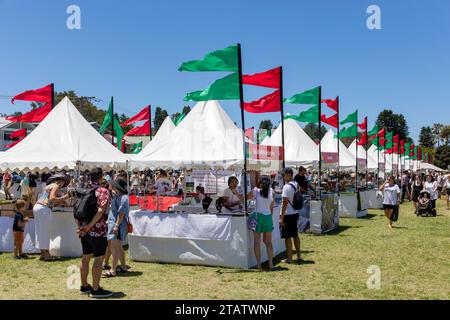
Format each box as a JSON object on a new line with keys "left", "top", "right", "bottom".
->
{"left": 77, "top": 168, "right": 113, "bottom": 298}
{"left": 280, "top": 167, "right": 302, "bottom": 264}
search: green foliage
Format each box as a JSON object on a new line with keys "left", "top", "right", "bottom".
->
{"left": 434, "top": 145, "right": 450, "bottom": 170}
{"left": 419, "top": 126, "right": 435, "bottom": 148}
{"left": 154, "top": 107, "right": 169, "bottom": 133}
{"left": 54, "top": 91, "right": 107, "bottom": 124}
{"left": 259, "top": 120, "right": 273, "bottom": 131}
{"left": 303, "top": 123, "right": 327, "bottom": 142}
{"left": 439, "top": 125, "right": 450, "bottom": 146}
{"left": 375, "top": 109, "right": 409, "bottom": 141}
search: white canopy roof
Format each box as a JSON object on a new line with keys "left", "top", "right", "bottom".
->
{"left": 130, "top": 116, "right": 175, "bottom": 170}
{"left": 0, "top": 97, "right": 128, "bottom": 172}
{"left": 261, "top": 119, "right": 319, "bottom": 166}
{"left": 129, "top": 100, "right": 244, "bottom": 169}
{"left": 348, "top": 140, "right": 378, "bottom": 170}
{"left": 320, "top": 129, "right": 355, "bottom": 169}
{"left": 419, "top": 162, "right": 445, "bottom": 172}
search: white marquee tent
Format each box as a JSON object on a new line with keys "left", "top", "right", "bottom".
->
{"left": 0, "top": 97, "right": 128, "bottom": 172}
{"left": 348, "top": 140, "right": 378, "bottom": 170}
{"left": 261, "top": 119, "right": 319, "bottom": 166}
{"left": 320, "top": 129, "right": 355, "bottom": 169}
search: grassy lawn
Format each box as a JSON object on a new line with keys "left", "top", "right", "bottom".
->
{"left": 1, "top": 199, "right": 449, "bottom": 300}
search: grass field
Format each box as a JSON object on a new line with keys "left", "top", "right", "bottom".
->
{"left": 1, "top": 199, "right": 449, "bottom": 300}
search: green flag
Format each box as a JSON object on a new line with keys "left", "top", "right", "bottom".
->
{"left": 99, "top": 98, "right": 123, "bottom": 150}
{"left": 174, "top": 112, "right": 187, "bottom": 126}
{"left": 403, "top": 142, "right": 411, "bottom": 157}
{"left": 131, "top": 141, "right": 143, "bottom": 154}
{"left": 285, "top": 87, "right": 320, "bottom": 105}
{"left": 368, "top": 125, "right": 379, "bottom": 137}
{"left": 258, "top": 129, "right": 271, "bottom": 144}
{"left": 178, "top": 45, "right": 239, "bottom": 72}
{"left": 340, "top": 111, "right": 357, "bottom": 125}
{"left": 284, "top": 105, "right": 319, "bottom": 123}
{"left": 184, "top": 73, "right": 240, "bottom": 101}
{"left": 337, "top": 124, "right": 358, "bottom": 138}
{"left": 384, "top": 132, "right": 393, "bottom": 150}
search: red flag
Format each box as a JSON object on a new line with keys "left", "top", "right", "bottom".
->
{"left": 385, "top": 148, "right": 393, "bottom": 154}
{"left": 358, "top": 131, "right": 368, "bottom": 146}
{"left": 11, "top": 84, "right": 52, "bottom": 106}
{"left": 245, "top": 127, "right": 254, "bottom": 141}
{"left": 4, "top": 138, "right": 25, "bottom": 149}
{"left": 321, "top": 97, "right": 339, "bottom": 112}
{"left": 358, "top": 117, "right": 367, "bottom": 130}
{"left": 10, "top": 129, "right": 27, "bottom": 139}
{"left": 409, "top": 144, "right": 415, "bottom": 157}
{"left": 242, "top": 67, "right": 280, "bottom": 89}
{"left": 124, "top": 120, "right": 151, "bottom": 136}
{"left": 320, "top": 113, "right": 338, "bottom": 128}
{"left": 6, "top": 104, "right": 52, "bottom": 123}
{"left": 378, "top": 128, "right": 386, "bottom": 146}
{"left": 244, "top": 90, "right": 281, "bottom": 114}
{"left": 393, "top": 134, "right": 399, "bottom": 144}
{"left": 121, "top": 105, "right": 150, "bottom": 127}
{"left": 417, "top": 147, "right": 422, "bottom": 160}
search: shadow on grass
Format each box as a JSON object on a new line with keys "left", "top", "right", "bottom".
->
{"left": 90, "top": 292, "right": 127, "bottom": 299}
{"left": 321, "top": 225, "right": 355, "bottom": 236}
{"left": 360, "top": 213, "right": 378, "bottom": 220}
{"left": 116, "top": 271, "right": 143, "bottom": 278}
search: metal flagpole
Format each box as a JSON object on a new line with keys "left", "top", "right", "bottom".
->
{"left": 365, "top": 117, "right": 368, "bottom": 190}
{"left": 279, "top": 66, "right": 286, "bottom": 169}
{"left": 337, "top": 97, "right": 340, "bottom": 196}
{"left": 355, "top": 110, "right": 358, "bottom": 193}
{"left": 318, "top": 86, "right": 322, "bottom": 200}
{"left": 111, "top": 96, "right": 114, "bottom": 146}
{"left": 149, "top": 105, "right": 152, "bottom": 141}
{"left": 237, "top": 43, "right": 248, "bottom": 215}
{"left": 50, "top": 83, "right": 55, "bottom": 109}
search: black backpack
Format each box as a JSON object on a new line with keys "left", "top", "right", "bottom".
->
{"left": 73, "top": 187, "right": 99, "bottom": 222}
{"left": 288, "top": 182, "right": 304, "bottom": 211}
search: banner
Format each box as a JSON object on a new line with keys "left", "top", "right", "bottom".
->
{"left": 357, "top": 158, "right": 367, "bottom": 170}
{"left": 321, "top": 152, "right": 338, "bottom": 164}
{"left": 321, "top": 195, "right": 339, "bottom": 233}
{"left": 138, "top": 196, "right": 182, "bottom": 212}
{"left": 246, "top": 143, "right": 284, "bottom": 161}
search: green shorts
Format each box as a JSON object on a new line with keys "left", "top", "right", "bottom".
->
{"left": 255, "top": 213, "right": 274, "bottom": 233}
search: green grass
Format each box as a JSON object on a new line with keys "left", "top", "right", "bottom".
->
{"left": 1, "top": 199, "right": 449, "bottom": 300}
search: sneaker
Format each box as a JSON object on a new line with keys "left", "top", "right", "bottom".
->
{"left": 20, "top": 254, "right": 29, "bottom": 259}
{"left": 80, "top": 284, "right": 92, "bottom": 295}
{"left": 13, "top": 255, "right": 22, "bottom": 260}
{"left": 89, "top": 287, "right": 113, "bottom": 299}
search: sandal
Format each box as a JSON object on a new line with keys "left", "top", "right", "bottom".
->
{"left": 102, "top": 271, "right": 116, "bottom": 278}
{"left": 116, "top": 267, "right": 128, "bottom": 273}
{"left": 102, "top": 264, "right": 111, "bottom": 271}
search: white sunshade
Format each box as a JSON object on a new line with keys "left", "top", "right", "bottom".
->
{"left": 129, "top": 100, "right": 245, "bottom": 170}
{"left": 261, "top": 119, "right": 319, "bottom": 166}
{"left": 348, "top": 140, "right": 379, "bottom": 170}
{"left": 0, "top": 97, "right": 128, "bottom": 172}
{"left": 320, "top": 129, "right": 355, "bottom": 169}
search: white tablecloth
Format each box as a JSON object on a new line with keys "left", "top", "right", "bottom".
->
{"left": 0, "top": 217, "right": 39, "bottom": 254}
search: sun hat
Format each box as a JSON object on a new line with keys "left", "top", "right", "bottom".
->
{"left": 111, "top": 178, "right": 128, "bottom": 195}
{"left": 47, "top": 173, "right": 70, "bottom": 188}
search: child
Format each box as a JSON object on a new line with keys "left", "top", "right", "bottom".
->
{"left": 13, "top": 200, "right": 29, "bottom": 259}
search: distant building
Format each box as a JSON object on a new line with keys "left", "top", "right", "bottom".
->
{"left": 0, "top": 118, "right": 37, "bottom": 151}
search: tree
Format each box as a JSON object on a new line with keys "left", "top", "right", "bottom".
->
{"left": 53, "top": 91, "right": 106, "bottom": 124}
{"left": 419, "top": 126, "right": 435, "bottom": 148}
{"left": 170, "top": 105, "right": 191, "bottom": 124}
{"left": 434, "top": 145, "right": 450, "bottom": 170}
{"left": 375, "top": 109, "right": 409, "bottom": 141}
{"left": 439, "top": 125, "right": 450, "bottom": 146}
{"left": 303, "top": 123, "right": 327, "bottom": 142}
{"left": 154, "top": 107, "right": 169, "bottom": 133}
{"left": 432, "top": 123, "right": 444, "bottom": 147}
{"left": 259, "top": 120, "right": 273, "bottom": 131}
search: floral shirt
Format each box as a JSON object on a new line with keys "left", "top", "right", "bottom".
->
{"left": 82, "top": 185, "right": 110, "bottom": 237}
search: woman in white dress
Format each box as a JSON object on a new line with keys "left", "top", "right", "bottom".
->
{"left": 379, "top": 175, "right": 401, "bottom": 228}
{"left": 423, "top": 174, "right": 439, "bottom": 214}
{"left": 33, "top": 173, "right": 70, "bottom": 261}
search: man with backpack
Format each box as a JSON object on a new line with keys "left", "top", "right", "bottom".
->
{"left": 280, "top": 167, "right": 303, "bottom": 264}
{"left": 75, "top": 167, "right": 113, "bottom": 298}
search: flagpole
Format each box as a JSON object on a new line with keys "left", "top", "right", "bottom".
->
{"left": 51, "top": 83, "right": 55, "bottom": 109}
{"left": 355, "top": 110, "right": 358, "bottom": 193}
{"left": 365, "top": 117, "right": 368, "bottom": 190}
{"left": 377, "top": 130, "right": 380, "bottom": 187}
{"left": 149, "top": 105, "right": 152, "bottom": 141}
{"left": 279, "top": 66, "right": 286, "bottom": 169}
{"left": 337, "top": 97, "right": 340, "bottom": 196}
{"left": 111, "top": 96, "right": 114, "bottom": 146}
{"left": 237, "top": 43, "right": 248, "bottom": 215}
{"left": 318, "top": 86, "right": 322, "bottom": 200}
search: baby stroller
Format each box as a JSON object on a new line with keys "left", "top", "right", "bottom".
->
{"left": 416, "top": 190, "right": 436, "bottom": 217}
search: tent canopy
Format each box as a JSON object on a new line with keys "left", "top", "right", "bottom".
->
{"left": 261, "top": 119, "right": 319, "bottom": 166}
{"left": 348, "top": 140, "right": 378, "bottom": 170}
{"left": 0, "top": 97, "right": 128, "bottom": 172}
{"left": 320, "top": 129, "right": 355, "bottom": 169}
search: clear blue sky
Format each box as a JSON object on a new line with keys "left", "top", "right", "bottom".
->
{"left": 0, "top": 0, "right": 449, "bottom": 142}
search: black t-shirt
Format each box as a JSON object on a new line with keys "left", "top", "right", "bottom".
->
{"left": 294, "top": 174, "right": 309, "bottom": 194}
{"left": 13, "top": 211, "right": 24, "bottom": 232}
{"left": 28, "top": 174, "right": 37, "bottom": 188}
{"left": 41, "top": 173, "right": 51, "bottom": 183}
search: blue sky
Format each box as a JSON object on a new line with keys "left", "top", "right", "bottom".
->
{"left": 0, "top": 0, "right": 449, "bottom": 142}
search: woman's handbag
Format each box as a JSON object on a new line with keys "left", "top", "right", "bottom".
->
{"left": 390, "top": 205, "right": 399, "bottom": 222}
{"left": 247, "top": 212, "right": 258, "bottom": 231}
{"left": 126, "top": 220, "right": 133, "bottom": 234}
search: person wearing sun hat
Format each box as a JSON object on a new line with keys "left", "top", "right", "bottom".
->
{"left": 33, "top": 172, "right": 71, "bottom": 261}
{"left": 102, "top": 178, "right": 129, "bottom": 278}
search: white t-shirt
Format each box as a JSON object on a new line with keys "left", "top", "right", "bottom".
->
{"left": 424, "top": 181, "right": 438, "bottom": 200}
{"left": 154, "top": 178, "right": 172, "bottom": 195}
{"left": 252, "top": 187, "right": 274, "bottom": 215}
{"left": 222, "top": 188, "right": 242, "bottom": 211}
{"left": 383, "top": 184, "right": 401, "bottom": 205}
{"left": 281, "top": 181, "right": 299, "bottom": 215}
{"left": 131, "top": 175, "right": 140, "bottom": 186}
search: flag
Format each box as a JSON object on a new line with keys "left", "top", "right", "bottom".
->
{"left": 321, "top": 97, "right": 338, "bottom": 112}
{"left": 384, "top": 132, "right": 393, "bottom": 150}
{"left": 174, "top": 112, "right": 187, "bottom": 126}
{"left": 242, "top": 67, "right": 280, "bottom": 89}
{"left": 178, "top": 45, "right": 239, "bottom": 72}
{"left": 6, "top": 104, "right": 52, "bottom": 123}
{"left": 340, "top": 111, "right": 357, "bottom": 125}
{"left": 184, "top": 73, "right": 240, "bottom": 101}
{"left": 99, "top": 98, "right": 124, "bottom": 150}
{"left": 338, "top": 124, "right": 358, "bottom": 138}
{"left": 320, "top": 113, "right": 338, "bottom": 128}
{"left": 358, "top": 131, "right": 368, "bottom": 146}
{"left": 285, "top": 105, "right": 319, "bottom": 123}
{"left": 10, "top": 129, "right": 27, "bottom": 139}
{"left": 285, "top": 87, "right": 320, "bottom": 105}
{"left": 403, "top": 142, "right": 410, "bottom": 157}
{"left": 122, "top": 105, "right": 150, "bottom": 127}
{"left": 245, "top": 127, "right": 255, "bottom": 142}
{"left": 368, "top": 125, "right": 379, "bottom": 137}
{"left": 258, "top": 128, "right": 271, "bottom": 144}
{"left": 358, "top": 117, "right": 367, "bottom": 130}
{"left": 11, "top": 83, "right": 52, "bottom": 106}
{"left": 409, "top": 144, "right": 415, "bottom": 158}
{"left": 3, "top": 138, "right": 25, "bottom": 149}
{"left": 393, "top": 134, "right": 399, "bottom": 144}
{"left": 124, "top": 120, "right": 150, "bottom": 136}
{"left": 244, "top": 90, "right": 280, "bottom": 113}
{"left": 132, "top": 141, "right": 143, "bottom": 154}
